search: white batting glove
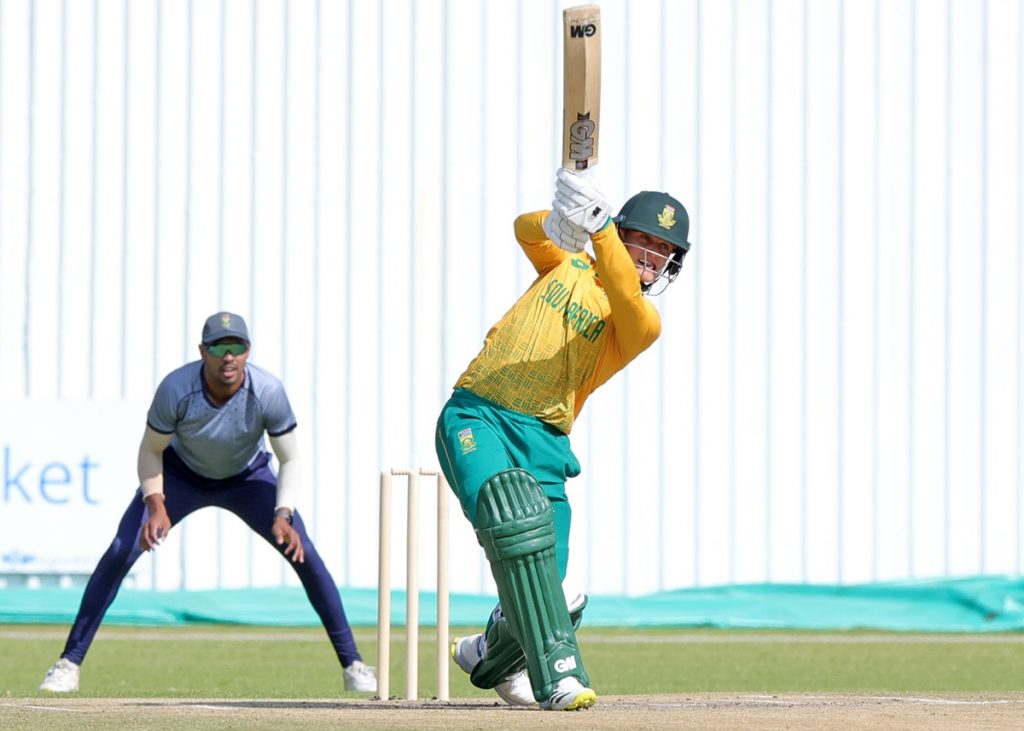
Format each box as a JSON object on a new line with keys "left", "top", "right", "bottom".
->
{"left": 543, "top": 207, "right": 590, "bottom": 253}
{"left": 553, "top": 167, "right": 613, "bottom": 234}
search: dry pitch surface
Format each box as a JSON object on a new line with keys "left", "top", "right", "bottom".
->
{"left": 6, "top": 693, "right": 1024, "bottom": 730}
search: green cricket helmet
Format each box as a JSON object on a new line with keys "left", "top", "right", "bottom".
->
{"left": 613, "top": 191, "right": 691, "bottom": 293}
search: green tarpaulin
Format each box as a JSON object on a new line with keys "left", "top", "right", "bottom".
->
{"left": 3, "top": 575, "right": 1023, "bottom": 632}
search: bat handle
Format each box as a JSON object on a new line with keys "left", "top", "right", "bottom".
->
{"left": 562, "top": 164, "right": 595, "bottom": 179}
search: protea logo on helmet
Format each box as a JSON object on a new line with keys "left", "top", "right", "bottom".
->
{"left": 657, "top": 205, "right": 677, "bottom": 230}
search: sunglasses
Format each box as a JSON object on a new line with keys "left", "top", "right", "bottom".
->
{"left": 206, "top": 342, "right": 249, "bottom": 357}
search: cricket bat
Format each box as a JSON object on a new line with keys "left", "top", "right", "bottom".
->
{"left": 562, "top": 4, "right": 601, "bottom": 171}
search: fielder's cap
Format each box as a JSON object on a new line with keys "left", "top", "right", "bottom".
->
{"left": 614, "top": 191, "right": 691, "bottom": 251}
{"left": 201, "top": 312, "right": 250, "bottom": 344}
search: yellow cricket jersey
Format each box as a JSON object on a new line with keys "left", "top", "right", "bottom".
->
{"left": 454, "top": 210, "right": 662, "bottom": 434}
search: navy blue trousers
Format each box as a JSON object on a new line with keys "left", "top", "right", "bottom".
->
{"left": 59, "top": 447, "right": 362, "bottom": 668}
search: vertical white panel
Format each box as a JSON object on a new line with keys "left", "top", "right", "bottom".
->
{"left": 26, "top": 0, "right": 62, "bottom": 397}
{"left": 60, "top": 0, "right": 98, "bottom": 399}
{"left": 946, "top": 0, "right": 985, "bottom": 577}
{"left": 339, "top": 0, "right": 383, "bottom": 589}
{"left": 873, "top": 0, "right": 912, "bottom": 581}
{"left": 219, "top": 0, "right": 255, "bottom": 318}
{"left": 982, "top": 0, "right": 1021, "bottom": 573}
{"left": 0, "top": 1, "right": 31, "bottom": 398}
{"left": 619, "top": 0, "right": 674, "bottom": 593}
{"left": 909, "top": 0, "right": 951, "bottom": 578}
{"left": 803, "top": 0, "right": 841, "bottom": 583}
{"left": 766, "top": 0, "right": 809, "bottom": 583}
{"left": 307, "top": 0, "right": 348, "bottom": 578}
{"left": 838, "top": 0, "right": 878, "bottom": 583}
{"left": 1017, "top": 0, "right": 1024, "bottom": 576}
{"left": 122, "top": 0, "right": 158, "bottom": 401}
{"left": 655, "top": 0, "right": 700, "bottom": 592}
{"left": 732, "top": 0, "right": 770, "bottom": 584}
{"left": 153, "top": 0, "right": 189, "bottom": 370}
{"left": 692, "top": 0, "right": 735, "bottom": 587}
{"left": 90, "top": 0, "right": 127, "bottom": 399}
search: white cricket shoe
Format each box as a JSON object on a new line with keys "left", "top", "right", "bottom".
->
{"left": 451, "top": 634, "right": 535, "bottom": 706}
{"left": 343, "top": 660, "right": 377, "bottom": 692}
{"left": 39, "top": 658, "right": 80, "bottom": 693}
{"left": 450, "top": 634, "right": 485, "bottom": 674}
{"left": 540, "top": 676, "right": 597, "bottom": 711}
{"left": 493, "top": 670, "right": 535, "bottom": 706}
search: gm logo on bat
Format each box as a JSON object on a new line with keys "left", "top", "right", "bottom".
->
{"left": 569, "top": 23, "right": 597, "bottom": 38}
{"left": 569, "top": 112, "right": 596, "bottom": 164}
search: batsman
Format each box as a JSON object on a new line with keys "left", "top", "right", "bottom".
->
{"left": 435, "top": 169, "right": 693, "bottom": 710}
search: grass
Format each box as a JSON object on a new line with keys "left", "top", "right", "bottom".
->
{"left": 4, "top": 624, "right": 1024, "bottom": 698}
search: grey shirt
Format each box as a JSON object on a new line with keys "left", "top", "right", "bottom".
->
{"left": 146, "top": 361, "right": 297, "bottom": 479}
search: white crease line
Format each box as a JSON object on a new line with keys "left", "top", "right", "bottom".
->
{"left": 603, "top": 696, "right": 1024, "bottom": 709}
{"left": 901, "top": 697, "right": 1016, "bottom": 706}
{"left": 0, "top": 704, "right": 88, "bottom": 713}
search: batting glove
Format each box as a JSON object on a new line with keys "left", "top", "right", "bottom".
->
{"left": 553, "top": 167, "right": 613, "bottom": 234}
{"left": 543, "top": 207, "right": 590, "bottom": 253}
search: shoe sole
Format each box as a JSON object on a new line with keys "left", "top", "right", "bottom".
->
{"left": 542, "top": 689, "right": 597, "bottom": 711}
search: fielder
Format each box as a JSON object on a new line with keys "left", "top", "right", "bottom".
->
{"left": 39, "top": 312, "right": 376, "bottom": 694}
{"left": 437, "top": 170, "right": 692, "bottom": 710}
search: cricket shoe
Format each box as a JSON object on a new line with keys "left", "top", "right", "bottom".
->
{"left": 39, "top": 658, "right": 80, "bottom": 693}
{"left": 451, "top": 634, "right": 535, "bottom": 707}
{"left": 540, "top": 677, "right": 597, "bottom": 711}
{"left": 493, "top": 670, "right": 535, "bottom": 706}
{"left": 450, "top": 633, "right": 485, "bottom": 674}
{"left": 343, "top": 660, "right": 377, "bottom": 692}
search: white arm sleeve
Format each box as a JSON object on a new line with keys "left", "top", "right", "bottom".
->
{"left": 268, "top": 430, "right": 302, "bottom": 512}
{"left": 138, "top": 426, "right": 173, "bottom": 497}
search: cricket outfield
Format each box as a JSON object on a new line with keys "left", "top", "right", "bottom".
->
{"left": 3, "top": 625, "right": 1023, "bottom": 729}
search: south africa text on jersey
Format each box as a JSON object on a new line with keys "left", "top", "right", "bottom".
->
{"left": 541, "top": 279, "right": 607, "bottom": 343}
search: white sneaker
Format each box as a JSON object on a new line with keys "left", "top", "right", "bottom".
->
{"left": 540, "top": 676, "right": 596, "bottom": 711}
{"left": 451, "top": 635, "right": 535, "bottom": 706}
{"left": 494, "top": 670, "right": 535, "bottom": 706}
{"left": 343, "top": 660, "right": 377, "bottom": 692}
{"left": 450, "top": 634, "right": 484, "bottom": 674}
{"left": 39, "top": 658, "right": 80, "bottom": 693}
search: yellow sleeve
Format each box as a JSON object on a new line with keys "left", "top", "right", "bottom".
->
{"left": 590, "top": 222, "right": 661, "bottom": 362}
{"left": 514, "top": 210, "right": 574, "bottom": 275}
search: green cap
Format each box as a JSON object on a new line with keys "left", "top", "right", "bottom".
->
{"left": 201, "top": 312, "right": 250, "bottom": 344}
{"left": 614, "top": 191, "right": 691, "bottom": 251}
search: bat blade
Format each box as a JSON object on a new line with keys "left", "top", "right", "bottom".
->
{"left": 562, "top": 4, "right": 602, "bottom": 171}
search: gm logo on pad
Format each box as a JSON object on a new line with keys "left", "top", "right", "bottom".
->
{"left": 553, "top": 656, "right": 578, "bottom": 673}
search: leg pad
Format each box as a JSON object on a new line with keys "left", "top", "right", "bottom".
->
{"left": 474, "top": 468, "right": 589, "bottom": 700}
{"left": 470, "top": 595, "right": 589, "bottom": 691}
